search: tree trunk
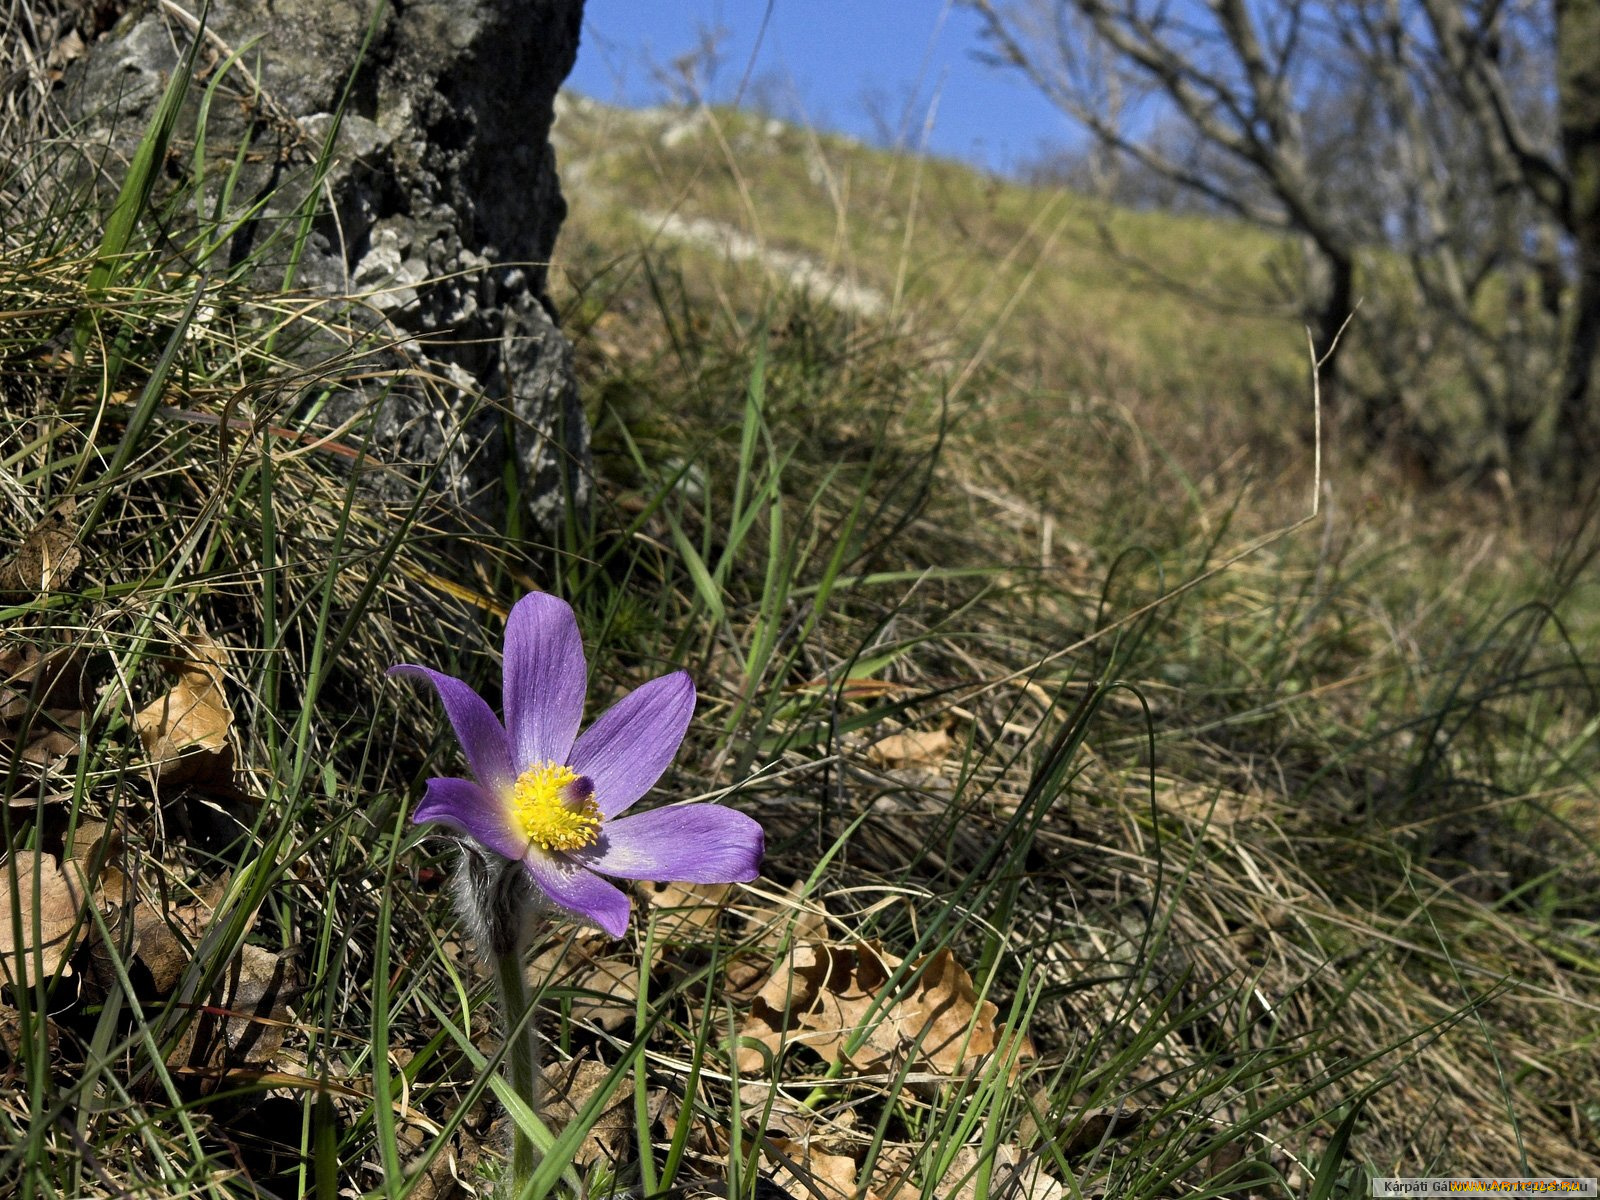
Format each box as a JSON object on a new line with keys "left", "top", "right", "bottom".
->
{"left": 1555, "top": 0, "right": 1600, "bottom": 481}
{"left": 1306, "top": 238, "right": 1359, "bottom": 447}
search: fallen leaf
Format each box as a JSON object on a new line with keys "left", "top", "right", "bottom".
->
{"left": 8, "top": 713, "right": 80, "bottom": 772}
{"left": 0, "top": 506, "right": 82, "bottom": 600}
{"left": 1154, "top": 779, "right": 1264, "bottom": 827}
{"left": 45, "top": 27, "right": 86, "bottom": 74}
{"left": 870, "top": 1143, "right": 1067, "bottom": 1200}
{"left": 1053, "top": 1104, "right": 1150, "bottom": 1158}
{"left": 403, "top": 1127, "right": 482, "bottom": 1200}
{"left": 168, "top": 941, "right": 302, "bottom": 1085}
{"left": 737, "top": 941, "right": 1032, "bottom": 1083}
{"left": 737, "top": 1079, "right": 861, "bottom": 1147}
{"left": 767, "top": 1136, "right": 858, "bottom": 1200}
{"left": 644, "top": 879, "right": 733, "bottom": 972}
{"left": 213, "top": 943, "right": 300, "bottom": 1061}
{"left": 130, "top": 878, "right": 230, "bottom": 994}
{"left": 133, "top": 631, "right": 235, "bottom": 788}
{"left": 539, "top": 1054, "right": 634, "bottom": 1168}
{"left": 569, "top": 958, "right": 639, "bottom": 1032}
{"left": 646, "top": 879, "right": 732, "bottom": 940}
{"left": 528, "top": 932, "right": 639, "bottom": 1032}
{"left": 867, "top": 727, "right": 952, "bottom": 768}
{"left": 1, "top": 640, "right": 92, "bottom": 782}
{"left": 654, "top": 1083, "right": 728, "bottom": 1161}
{"left": 725, "top": 955, "right": 774, "bottom": 1004}
{"left": 68, "top": 821, "right": 130, "bottom": 907}
{"left": 1207, "top": 1140, "right": 1260, "bottom": 1200}
{"left": 0, "top": 1002, "right": 60, "bottom": 1062}
{"left": 0, "top": 641, "right": 91, "bottom": 720}
{"left": 725, "top": 884, "right": 830, "bottom": 1002}
{"left": 0, "top": 850, "right": 86, "bottom": 987}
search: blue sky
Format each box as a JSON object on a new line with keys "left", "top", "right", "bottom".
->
{"left": 566, "top": 1, "right": 1076, "bottom": 174}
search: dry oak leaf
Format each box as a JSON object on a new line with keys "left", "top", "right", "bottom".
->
{"left": 167, "top": 940, "right": 302, "bottom": 1086}
{"left": 0, "top": 640, "right": 92, "bottom": 721}
{"left": 725, "top": 883, "right": 830, "bottom": 1003}
{"left": 738, "top": 941, "right": 1032, "bottom": 1082}
{"left": 866, "top": 727, "right": 952, "bottom": 768}
{"left": 45, "top": 27, "right": 87, "bottom": 78}
{"left": 129, "top": 877, "right": 231, "bottom": 994}
{"left": 3, "top": 711, "right": 81, "bottom": 778}
{"left": 528, "top": 932, "right": 639, "bottom": 1032}
{"left": 68, "top": 821, "right": 130, "bottom": 907}
{"left": 644, "top": 880, "right": 733, "bottom": 972}
{"left": 2, "top": 641, "right": 92, "bottom": 782}
{"left": 736, "top": 1078, "right": 861, "bottom": 1149}
{"left": 646, "top": 880, "right": 732, "bottom": 940}
{"left": 767, "top": 1136, "right": 858, "bottom": 1200}
{"left": 869, "top": 1144, "right": 1067, "bottom": 1200}
{"left": 133, "top": 631, "right": 235, "bottom": 787}
{"left": 569, "top": 957, "right": 640, "bottom": 1033}
{"left": 0, "top": 506, "right": 82, "bottom": 601}
{"left": 402, "top": 1129, "right": 483, "bottom": 1200}
{"left": 1154, "top": 779, "right": 1265, "bottom": 828}
{"left": 1036, "top": 1103, "right": 1150, "bottom": 1159}
{"left": 0, "top": 850, "right": 87, "bottom": 987}
{"left": 538, "top": 1055, "right": 635, "bottom": 1168}
{"left": 0, "top": 1002, "right": 61, "bottom": 1062}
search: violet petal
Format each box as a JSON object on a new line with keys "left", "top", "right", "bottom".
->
{"left": 502, "top": 593, "right": 587, "bottom": 771}
{"left": 413, "top": 776, "right": 527, "bottom": 861}
{"left": 387, "top": 664, "right": 515, "bottom": 791}
{"left": 522, "top": 852, "right": 632, "bottom": 937}
{"left": 568, "top": 671, "right": 696, "bottom": 818}
{"left": 583, "top": 804, "right": 763, "bottom": 883}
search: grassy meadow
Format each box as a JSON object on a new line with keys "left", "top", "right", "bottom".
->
{"left": 2, "top": 74, "right": 1598, "bottom": 1200}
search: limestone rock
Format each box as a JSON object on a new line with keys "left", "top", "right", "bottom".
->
{"left": 58, "top": 0, "right": 590, "bottom": 543}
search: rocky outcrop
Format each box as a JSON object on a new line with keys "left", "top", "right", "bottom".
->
{"left": 59, "top": 0, "right": 589, "bottom": 544}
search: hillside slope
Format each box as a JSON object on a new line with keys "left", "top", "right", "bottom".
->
{"left": 551, "top": 94, "right": 1309, "bottom": 478}
{"left": 544, "top": 95, "right": 1600, "bottom": 1183}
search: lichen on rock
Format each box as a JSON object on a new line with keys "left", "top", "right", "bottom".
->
{"left": 56, "top": 0, "right": 591, "bottom": 547}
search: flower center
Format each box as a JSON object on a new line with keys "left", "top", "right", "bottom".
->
{"left": 511, "top": 762, "right": 602, "bottom": 853}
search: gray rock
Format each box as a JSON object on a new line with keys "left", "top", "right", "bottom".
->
{"left": 59, "top": 0, "right": 590, "bottom": 547}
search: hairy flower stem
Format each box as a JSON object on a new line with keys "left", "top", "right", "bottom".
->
{"left": 454, "top": 846, "right": 545, "bottom": 1187}
{"left": 494, "top": 943, "right": 541, "bottom": 1186}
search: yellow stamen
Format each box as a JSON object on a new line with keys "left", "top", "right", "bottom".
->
{"left": 511, "top": 762, "right": 602, "bottom": 853}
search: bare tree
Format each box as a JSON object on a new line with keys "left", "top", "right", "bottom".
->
{"left": 1556, "top": 0, "right": 1600, "bottom": 472}
{"left": 971, "top": 2, "right": 1358, "bottom": 415}
{"left": 970, "top": 0, "right": 1587, "bottom": 479}
{"left": 1332, "top": 1, "right": 1565, "bottom": 466}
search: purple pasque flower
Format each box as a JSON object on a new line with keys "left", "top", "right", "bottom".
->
{"left": 389, "top": 592, "right": 762, "bottom": 938}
